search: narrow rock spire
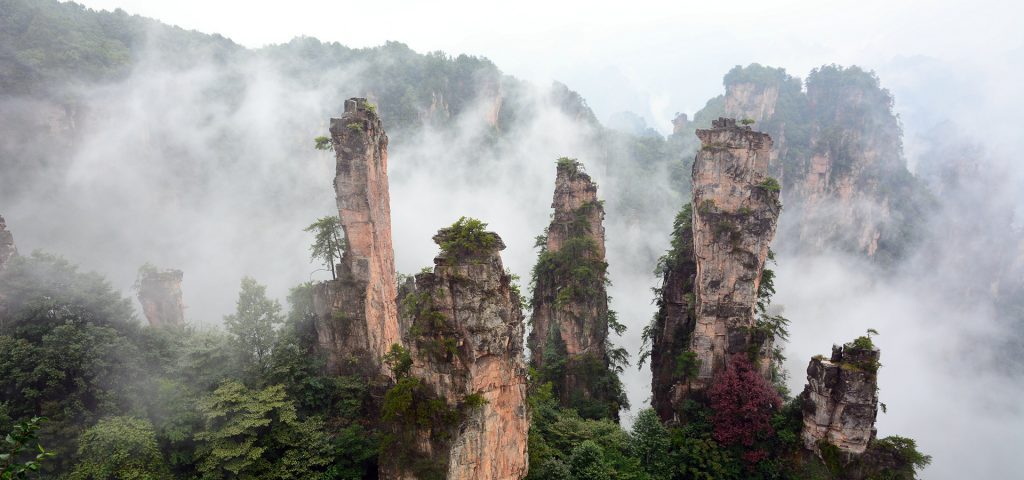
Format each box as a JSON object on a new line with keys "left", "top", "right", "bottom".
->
{"left": 136, "top": 266, "right": 185, "bottom": 328}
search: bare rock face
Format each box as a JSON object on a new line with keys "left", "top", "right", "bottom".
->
{"left": 314, "top": 98, "right": 401, "bottom": 376}
{"left": 648, "top": 205, "right": 698, "bottom": 421}
{"left": 383, "top": 228, "right": 528, "bottom": 480}
{"left": 136, "top": 267, "right": 185, "bottom": 328}
{"left": 527, "top": 159, "right": 624, "bottom": 419}
{"left": 800, "top": 339, "right": 880, "bottom": 458}
{"left": 689, "top": 118, "right": 780, "bottom": 390}
{"left": 0, "top": 215, "right": 15, "bottom": 272}
{"left": 724, "top": 82, "right": 779, "bottom": 125}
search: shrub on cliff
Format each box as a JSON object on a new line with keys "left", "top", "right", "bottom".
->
{"left": 436, "top": 217, "right": 499, "bottom": 258}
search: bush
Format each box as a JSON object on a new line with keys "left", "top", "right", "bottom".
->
{"left": 436, "top": 217, "right": 499, "bottom": 258}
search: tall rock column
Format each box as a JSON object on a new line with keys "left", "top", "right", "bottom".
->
{"left": 527, "top": 158, "right": 624, "bottom": 419}
{"left": 314, "top": 98, "right": 401, "bottom": 375}
{"left": 136, "top": 266, "right": 185, "bottom": 328}
{"left": 648, "top": 204, "right": 699, "bottom": 421}
{"left": 0, "top": 215, "right": 15, "bottom": 272}
{"left": 383, "top": 222, "right": 528, "bottom": 480}
{"left": 689, "top": 118, "right": 780, "bottom": 390}
{"left": 800, "top": 338, "right": 880, "bottom": 458}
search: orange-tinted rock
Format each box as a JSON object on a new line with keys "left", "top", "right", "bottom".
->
{"left": 136, "top": 267, "right": 185, "bottom": 328}
{"left": 383, "top": 228, "right": 528, "bottom": 480}
{"left": 314, "top": 98, "right": 401, "bottom": 376}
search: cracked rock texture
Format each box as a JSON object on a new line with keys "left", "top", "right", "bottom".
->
{"left": 689, "top": 118, "right": 780, "bottom": 390}
{"left": 385, "top": 229, "right": 528, "bottom": 480}
{"left": 314, "top": 98, "right": 401, "bottom": 376}
{"left": 800, "top": 340, "right": 880, "bottom": 457}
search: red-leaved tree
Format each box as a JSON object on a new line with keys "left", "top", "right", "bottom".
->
{"left": 708, "top": 354, "right": 782, "bottom": 449}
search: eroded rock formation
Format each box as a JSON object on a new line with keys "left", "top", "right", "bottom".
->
{"left": 800, "top": 339, "right": 880, "bottom": 458}
{"left": 689, "top": 118, "right": 780, "bottom": 389}
{"left": 648, "top": 205, "right": 698, "bottom": 421}
{"left": 0, "top": 215, "right": 15, "bottom": 272}
{"left": 136, "top": 266, "right": 185, "bottom": 328}
{"left": 716, "top": 64, "right": 920, "bottom": 262}
{"left": 384, "top": 226, "right": 528, "bottom": 480}
{"left": 314, "top": 97, "right": 401, "bottom": 376}
{"left": 527, "top": 159, "right": 624, "bottom": 419}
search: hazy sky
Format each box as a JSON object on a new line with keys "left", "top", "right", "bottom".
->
{"left": 70, "top": 0, "right": 1024, "bottom": 133}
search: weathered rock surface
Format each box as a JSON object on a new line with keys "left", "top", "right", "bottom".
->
{"left": 689, "top": 118, "right": 780, "bottom": 389}
{"left": 718, "top": 65, "right": 916, "bottom": 261}
{"left": 800, "top": 340, "right": 880, "bottom": 457}
{"left": 648, "top": 205, "right": 698, "bottom": 421}
{"left": 136, "top": 267, "right": 185, "bottom": 328}
{"left": 385, "top": 228, "right": 528, "bottom": 480}
{"left": 314, "top": 97, "right": 401, "bottom": 376}
{"left": 0, "top": 215, "right": 15, "bottom": 272}
{"left": 527, "top": 159, "right": 623, "bottom": 418}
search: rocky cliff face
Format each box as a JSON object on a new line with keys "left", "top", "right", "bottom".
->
{"left": 689, "top": 118, "right": 780, "bottom": 390}
{"left": 648, "top": 204, "right": 699, "bottom": 421}
{"left": 314, "top": 97, "right": 401, "bottom": 376}
{"left": 383, "top": 226, "right": 528, "bottom": 480}
{"left": 0, "top": 215, "right": 15, "bottom": 272}
{"left": 136, "top": 267, "right": 185, "bottom": 328}
{"left": 527, "top": 159, "right": 624, "bottom": 419}
{"left": 713, "top": 64, "right": 921, "bottom": 262}
{"left": 800, "top": 339, "right": 880, "bottom": 458}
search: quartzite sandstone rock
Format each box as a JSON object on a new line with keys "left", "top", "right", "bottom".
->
{"left": 385, "top": 228, "right": 528, "bottom": 480}
{"left": 314, "top": 98, "right": 401, "bottom": 376}
{"left": 527, "top": 159, "right": 623, "bottom": 418}
{"left": 649, "top": 205, "right": 698, "bottom": 421}
{"left": 136, "top": 267, "right": 185, "bottom": 328}
{"left": 689, "top": 118, "right": 780, "bottom": 389}
{"left": 800, "top": 340, "right": 880, "bottom": 457}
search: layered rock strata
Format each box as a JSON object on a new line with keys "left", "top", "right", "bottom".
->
{"left": 527, "top": 159, "right": 623, "bottom": 418}
{"left": 136, "top": 267, "right": 185, "bottom": 328}
{"left": 314, "top": 98, "right": 401, "bottom": 376}
{"left": 688, "top": 118, "right": 780, "bottom": 389}
{"left": 384, "top": 227, "right": 528, "bottom": 480}
{"left": 800, "top": 339, "right": 881, "bottom": 457}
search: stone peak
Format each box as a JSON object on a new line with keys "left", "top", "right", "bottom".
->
{"left": 697, "top": 117, "right": 773, "bottom": 150}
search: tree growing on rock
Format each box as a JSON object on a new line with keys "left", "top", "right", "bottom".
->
{"left": 303, "top": 216, "right": 346, "bottom": 279}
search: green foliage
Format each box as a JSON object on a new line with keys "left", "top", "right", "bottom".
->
{"left": 313, "top": 136, "right": 332, "bottom": 151}
{"left": 223, "top": 277, "right": 285, "bottom": 378}
{"left": 0, "top": 417, "right": 54, "bottom": 480}
{"left": 383, "top": 344, "right": 413, "bottom": 379}
{"left": 629, "top": 409, "right": 673, "bottom": 480}
{"left": 70, "top": 416, "right": 170, "bottom": 480}
{"left": 740, "top": 118, "right": 755, "bottom": 125}
{"left": 758, "top": 177, "right": 781, "bottom": 193}
{"left": 867, "top": 436, "right": 932, "bottom": 479}
{"left": 194, "top": 381, "right": 333, "bottom": 479}
{"left": 304, "top": 216, "right": 347, "bottom": 278}
{"left": 556, "top": 157, "right": 584, "bottom": 176}
{"left": 346, "top": 122, "right": 363, "bottom": 132}
{"left": 436, "top": 217, "right": 499, "bottom": 258}
{"left": 675, "top": 351, "right": 701, "bottom": 381}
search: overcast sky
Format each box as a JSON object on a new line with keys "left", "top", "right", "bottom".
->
{"left": 70, "top": 0, "right": 1023, "bottom": 134}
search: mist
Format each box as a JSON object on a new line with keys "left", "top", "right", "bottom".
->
{"left": 2, "top": 4, "right": 1023, "bottom": 478}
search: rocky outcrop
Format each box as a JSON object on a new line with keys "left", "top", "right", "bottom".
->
{"left": 313, "top": 98, "right": 401, "bottom": 376}
{"left": 648, "top": 205, "right": 698, "bottom": 421}
{"left": 383, "top": 225, "right": 528, "bottom": 480}
{"left": 800, "top": 339, "right": 880, "bottom": 458}
{"left": 689, "top": 118, "right": 780, "bottom": 390}
{"left": 135, "top": 266, "right": 185, "bottom": 328}
{"left": 712, "top": 64, "right": 921, "bottom": 262}
{"left": 0, "top": 215, "right": 15, "bottom": 272}
{"left": 527, "top": 159, "right": 624, "bottom": 419}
